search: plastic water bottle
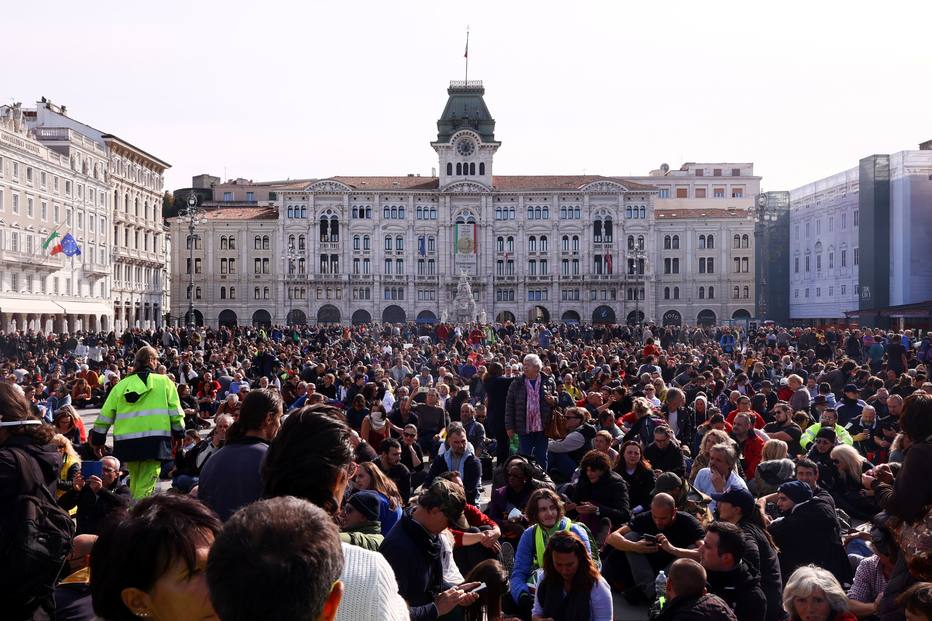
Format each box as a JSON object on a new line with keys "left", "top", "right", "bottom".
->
{"left": 654, "top": 570, "right": 668, "bottom": 608}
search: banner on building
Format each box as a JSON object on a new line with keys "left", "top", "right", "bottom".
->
{"left": 455, "top": 223, "right": 476, "bottom": 255}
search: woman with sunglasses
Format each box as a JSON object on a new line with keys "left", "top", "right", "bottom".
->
{"left": 531, "top": 531, "right": 613, "bottom": 621}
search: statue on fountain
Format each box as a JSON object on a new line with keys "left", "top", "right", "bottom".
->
{"left": 452, "top": 270, "right": 478, "bottom": 324}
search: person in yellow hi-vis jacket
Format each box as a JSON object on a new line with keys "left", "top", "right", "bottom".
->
{"left": 90, "top": 346, "right": 185, "bottom": 499}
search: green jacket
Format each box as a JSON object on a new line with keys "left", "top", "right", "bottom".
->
{"left": 90, "top": 371, "right": 185, "bottom": 462}
{"left": 800, "top": 423, "right": 854, "bottom": 450}
{"left": 339, "top": 521, "right": 384, "bottom": 551}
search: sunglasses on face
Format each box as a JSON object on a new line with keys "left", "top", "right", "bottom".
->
{"left": 403, "top": 432, "right": 416, "bottom": 438}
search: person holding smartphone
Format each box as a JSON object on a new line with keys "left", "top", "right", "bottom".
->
{"left": 59, "top": 455, "right": 131, "bottom": 536}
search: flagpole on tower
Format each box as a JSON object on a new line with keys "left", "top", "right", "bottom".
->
{"left": 464, "top": 26, "right": 470, "bottom": 83}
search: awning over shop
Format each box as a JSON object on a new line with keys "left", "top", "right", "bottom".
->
{"left": 0, "top": 299, "right": 64, "bottom": 314}
{"left": 56, "top": 301, "right": 113, "bottom": 316}
{"left": 844, "top": 300, "right": 932, "bottom": 319}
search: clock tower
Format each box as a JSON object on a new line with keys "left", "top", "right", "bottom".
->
{"left": 432, "top": 80, "right": 500, "bottom": 188}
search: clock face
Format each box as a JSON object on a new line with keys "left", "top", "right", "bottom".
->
{"left": 456, "top": 138, "right": 475, "bottom": 156}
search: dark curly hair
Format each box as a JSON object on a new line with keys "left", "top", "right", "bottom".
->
{"left": 0, "top": 383, "right": 54, "bottom": 445}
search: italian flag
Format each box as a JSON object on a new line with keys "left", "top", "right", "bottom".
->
{"left": 42, "top": 230, "right": 60, "bottom": 250}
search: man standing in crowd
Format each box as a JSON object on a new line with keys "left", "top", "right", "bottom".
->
{"left": 90, "top": 346, "right": 185, "bottom": 499}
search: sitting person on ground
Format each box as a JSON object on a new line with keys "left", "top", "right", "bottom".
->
{"left": 688, "top": 428, "right": 733, "bottom": 484}
{"left": 713, "top": 488, "right": 785, "bottom": 621}
{"left": 566, "top": 449, "right": 630, "bottom": 535}
{"left": 655, "top": 558, "right": 738, "bottom": 621}
{"left": 376, "top": 437, "right": 412, "bottom": 505}
{"left": 261, "top": 403, "right": 409, "bottom": 621}
{"left": 603, "top": 492, "right": 704, "bottom": 603}
{"left": 846, "top": 516, "right": 898, "bottom": 620}
{"left": 764, "top": 401, "right": 804, "bottom": 457}
{"left": 692, "top": 442, "right": 749, "bottom": 512}
{"left": 652, "top": 471, "right": 714, "bottom": 528}
{"left": 546, "top": 406, "right": 597, "bottom": 480}
{"left": 350, "top": 460, "right": 404, "bottom": 536}
{"left": 509, "top": 488, "right": 597, "bottom": 619}
{"left": 461, "top": 559, "right": 516, "bottom": 621}
{"left": 53, "top": 534, "right": 98, "bottom": 621}
{"left": 171, "top": 413, "right": 231, "bottom": 493}
{"left": 435, "top": 471, "right": 502, "bottom": 578}
{"left": 59, "top": 454, "right": 131, "bottom": 536}
{"left": 338, "top": 490, "right": 385, "bottom": 551}
{"left": 379, "top": 479, "right": 481, "bottom": 621}
{"left": 485, "top": 458, "right": 539, "bottom": 544}
{"left": 806, "top": 427, "right": 842, "bottom": 491}
{"left": 531, "top": 531, "right": 613, "bottom": 621}
{"left": 425, "top": 422, "right": 482, "bottom": 504}
{"left": 644, "top": 424, "right": 688, "bottom": 480}
{"left": 800, "top": 408, "right": 854, "bottom": 451}
{"left": 698, "top": 521, "right": 768, "bottom": 621}
{"left": 207, "top": 496, "right": 344, "bottom": 621}
{"left": 828, "top": 444, "right": 878, "bottom": 521}
{"left": 614, "top": 440, "right": 656, "bottom": 514}
{"left": 90, "top": 494, "right": 222, "bottom": 621}
{"left": 197, "top": 389, "right": 283, "bottom": 521}
{"left": 781, "top": 564, "right": 858, "bottom": 621}
{"left": 768, "top": 481, "right": 853, "bottom": 587}
{"left": 750, "top": 439, "right": 796, "bottom": 498}
{"left": 731, "top": 412, "right": 766, "bottom": 479}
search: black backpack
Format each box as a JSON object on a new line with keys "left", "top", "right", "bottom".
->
{"left": 0, "top": 447, "right": 76, "bottom": 612}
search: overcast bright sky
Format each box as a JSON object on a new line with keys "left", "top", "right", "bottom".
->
{"left": 6, "top": 1, "right": 930, "bottom": 192}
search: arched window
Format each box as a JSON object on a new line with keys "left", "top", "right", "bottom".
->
{"left": 263, "top": 287, "right": 269, "bottom": 299}
{"left": 428, "top": 236, "right": 435, "bottom": 252}
{"left": 287, "top": 206, "right": 294, "bottom": 218}
{"left": 734, "top": 286, "right": 740, "bottom": 299}
{"left": 228, "top": 236, "right": 235, "bottom": 250}
{"left": 390, "top": 207, "right": 398, "bottom": 219}
{"left": 699, "top": 286, "right": 705, "bottom": 299}
{"left": 698, "top": 234, "right": 706, "bottom": 249}
{"left": 447, "top": 163, "right": 453, "bottom": 176}
{"left": 534, "top": 206, "right": 542, "bottom": 220}
{"left": 708, "top": 286, "right": 715, "bottom": 299}
{"left": 456, "top": 163, "right": 462, "bottom": 175}
{"left": 603, "top": 218, "right": 611, "bottom": 240}
{"left": 229, "top": 287, "right": 235, "bottom": 299}
{"left": 734, "top": 234, "right": 741, "bottom": 249}
{"left": 593, "top": 220, "right": 603, "bottom": 242}
{"left": 528, "top": 236, "right": 537, "bottom": 252}
{"left": 300, "top": 206, "right": 307, "bottom": 218}
{"left": 506, "top": 236, "right": 514, "bottom": 253}
{"left": 540, "top": 235, "right": 548, "bottom": 252}
{"left": 707, "top": 234, "right": 715, "bottom": 249}
{"left": 195, "top": 287, "right": 201, "bottom": 299}
{"left": 220, "top": 236, "right": 228, "bottom": 250}
{"left": 699, "top": 257, "right": 706, "bottom": 273}
{"left": 479, "top": 162, "right": 485, "bottom": 175}
{"left": 637, "top": 235, "right": 645, "bottom": 250}
{"left": 626, "top": 206, "right": 633, "bottom": 219}
{"left": 673, "top": 286, "right": 679, "bottom": 299}
{"left": 561, "top": 235, "right": 569, "bottom": 252}
{"left": 469, "top": 163, "right": 476, "bottom": 175}
{"left": 383, "top": 206, "right": 390, "bottom": 219}
{"left": 627, "top": 235, "right": 635, "bottom": 251}
{"left": 672, "top": 235, "right": 679, "bottom": 249}
{"left": 664, "top": 235, "right": 671, "bottom": 249}
{"left": 353, "top": 235, "right": 360, "bottom": 250}
{"left": 742, "top": 234, "right": 749, "bottom": 248}
{"left": 664, "top": 287, "right": 670, "bottom": 299}
{"left": 288, "top": 234, "right": 295, "bottom": 250}
{"left": 254, "top": 235, "right": 261, "bottom": 249}
{"left": 262, "top": 235, "right": 270, "bottom": 250}
{"left": 298, "top": 235, "right": 306, "bottom": 250}
{"left": 395, "top": 236, "right": 404, "bottom": 251}
{"left": 363, "top": 235, "right": 370, "bottom": 250}
{"left": 497, "top": 236, "right": 504, "bottom": 253}
{"left": 744, "top": 286, "right": 750, "bottom": 299}
{"left": 254, "top": 288, "right": 260, "bottom": 299}
{"left": 639, "top": 206, "right": 646, "bottom": 218}
{"left": 320, "top": 217, "right": 329, "bottom": 241}
{"left": 220, "top": 287, "right": 226, "bottom": 299}
{"left": 329, "top": 217, "right": 339, "bottom": 241}
{"left": 385, "top": 235, "right": 392, "bottom": 251}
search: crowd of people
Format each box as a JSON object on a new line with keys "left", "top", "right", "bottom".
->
{"left": 0, "top": 320, "right": 931, "bottom": 621}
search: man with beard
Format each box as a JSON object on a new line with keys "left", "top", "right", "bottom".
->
{"left": 763, "top": 402, "right": 802, "bottom": 456}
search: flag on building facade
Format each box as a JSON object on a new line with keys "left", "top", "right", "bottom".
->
{"left": 418, "top": 236, "right": 426, "bottom": 256}
{"left": 42, "top": 230, "right": 60, "bottom": 250}
{"left": 61, "top": 232, "right": 81, "bottom": 257}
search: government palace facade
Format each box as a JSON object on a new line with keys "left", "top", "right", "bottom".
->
{"left": 169, "top": 80, "right": 758, "bottom": 328}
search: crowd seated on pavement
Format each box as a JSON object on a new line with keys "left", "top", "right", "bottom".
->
{"left": 0, "top": 320, "right": 930, "bottom": 621}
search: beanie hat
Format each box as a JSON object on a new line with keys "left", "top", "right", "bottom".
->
{"left": 815, "top": 427, "right": 837, "bottom": 443}
{"left": 347, "top": 491, "right": 381, "bottom": 522}
{"left": 778, "top": 480, "right": 813, "bottom": 505}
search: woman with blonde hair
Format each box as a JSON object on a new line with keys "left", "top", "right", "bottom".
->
{"left": 829, "top": 444, "right": 877, "bottom": 520}
{"left": 51, "top": 433, "right": 81, "bottom": 514}
{"left": 782, "top": 564, "right": 856, "bottom": 621}
{"left": 350, "top": 460, "right": 404, "bottom": 535}
{"left": 751, "top": 438, "right": 795, "bottom": 497}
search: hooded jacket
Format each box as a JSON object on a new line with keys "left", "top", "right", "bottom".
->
{"left": 769, "top": 495, "right": 853, "bottom": 586}
{"left": 751, "top": 458, "right": 795, "bottom": 497}
{"left": 340, "top": 521, "right": 384, "bottom": 551}
{"left": 706, "top": 560, "right": 767, "bottom": 621}
{"left": 571, "top": 468, "right": 631, "bottom": 528}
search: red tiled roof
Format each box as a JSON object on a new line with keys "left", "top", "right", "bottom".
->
{"left": 656, "top": 209, "right": 751, "bottom": 220}
{"left": 315, "top": 175, "right": 655, "bottom": 192}
{"left": 201, "top": 207, "right": 278, "bottom": 221}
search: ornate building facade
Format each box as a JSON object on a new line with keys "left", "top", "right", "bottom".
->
{"left": 169, "top": 81, "right": 757, "bottom": 328}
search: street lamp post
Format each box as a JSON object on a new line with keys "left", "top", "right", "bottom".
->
{"left": 750, "top": 198, "right": 775, "bottom": 323}
{"left": 181, "top": 192, "right": 204, "bottom": 330}
{"left": 627, "top": 246, "right": 647, "bottom": 341}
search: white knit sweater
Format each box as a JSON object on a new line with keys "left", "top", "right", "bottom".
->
{"left": 337, "top": 542, "right": 409, "bottom": 621}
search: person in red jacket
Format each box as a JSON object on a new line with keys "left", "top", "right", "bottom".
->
{"left": 730, "top": 412, "right": 764, "bottom": 479}
{"left": 725, "top": 395, "right": 766, "bottom": 429}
